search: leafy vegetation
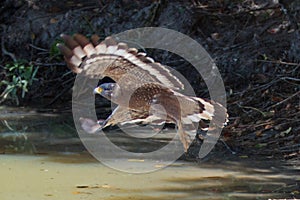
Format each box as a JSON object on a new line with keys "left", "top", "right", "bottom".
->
{"left": 0, "top": 61, "right": 39, "bottom": 105}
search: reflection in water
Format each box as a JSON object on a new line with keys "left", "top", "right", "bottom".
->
{"left": 0, "top": 107, "right": 299, "bottom": 200}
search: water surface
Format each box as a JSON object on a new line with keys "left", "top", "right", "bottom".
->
{"left": 0, "top": 107, "right": 299, "bottom": 200}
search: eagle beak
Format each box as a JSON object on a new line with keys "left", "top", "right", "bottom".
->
{"left": 93, "top": 87, "right": 103, "bottom": 94}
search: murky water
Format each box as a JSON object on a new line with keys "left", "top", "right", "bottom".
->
{"left": 1, "top": 153, "right": 299, "bottom": 200}
{"left": 0, "top": 107, "right": 299, "bottom": 200}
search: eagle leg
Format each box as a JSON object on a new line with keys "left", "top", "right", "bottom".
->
{"left": 177, "top": 121, "right": 191, "bottom": 153}
{"left": 99, "top": 115, "right": 112, "bottom": 129}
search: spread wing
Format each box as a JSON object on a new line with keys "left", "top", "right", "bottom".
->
{"left": 57, "top": 34, "right": 184, "bottom": 90}
{"left": 101, "top": 106, "right": 169, "bottom": 128}
{"left": 79, "top": 105, "right": 172, "bottom": 134}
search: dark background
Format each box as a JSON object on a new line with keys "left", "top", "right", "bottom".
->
{"left": 0, "top": 0, "right": 299, "bottom": 159}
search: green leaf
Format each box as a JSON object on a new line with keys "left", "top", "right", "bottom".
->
{"left": 1, "top": 61, "right": 39, "bottom": 104}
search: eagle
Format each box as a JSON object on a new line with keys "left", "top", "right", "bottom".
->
{"left": 57, "top": 34, "right": 228, "bottom": 152}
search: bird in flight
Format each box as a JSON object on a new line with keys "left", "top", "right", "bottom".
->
{"left": 57, "top": 34, "right": 228, "bottom": 152}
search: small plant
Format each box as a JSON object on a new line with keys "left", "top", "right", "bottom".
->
{"left": 49, "top": 38, "right": 63, "bottom": 59}
{"left": 0, "top": 61, "right": 38, "bottom": 105}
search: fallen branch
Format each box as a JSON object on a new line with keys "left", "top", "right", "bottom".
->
{"left": 268, "top": 91, "right": 300, "bottom": 109}
{"left": 1, "top": 25, "right": 17, "bottom": 62}
{"left": 256, "top": 59, "right": 300, "bottom": 67}
{"left": 1, "top": 36, "right": 17, "bottom": 62}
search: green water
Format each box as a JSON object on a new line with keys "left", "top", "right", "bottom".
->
{"left": 0, "top": 154, "right": 299, "bottom": 200}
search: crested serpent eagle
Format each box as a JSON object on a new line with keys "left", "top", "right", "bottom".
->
{"left": 58, "top": 34, "right": 228, "bottom": 152}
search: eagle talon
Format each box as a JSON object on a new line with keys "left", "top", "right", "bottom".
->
{"left": 98, "top": 117, "right": 110, "bottom": 129}
{"left": 79, "top": 117, "right": 102, "bottom": 134}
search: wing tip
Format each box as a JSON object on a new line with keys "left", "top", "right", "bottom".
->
{"left": 188, "top": 97, "right": 229, "bottom": 127}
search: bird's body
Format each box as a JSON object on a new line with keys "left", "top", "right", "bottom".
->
{"left": 58, "top": 34, "right": 228, "bottom": 152}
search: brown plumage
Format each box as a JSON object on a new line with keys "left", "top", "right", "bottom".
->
{"left": 58, "top": 34, "right": 228, "bottom": 152}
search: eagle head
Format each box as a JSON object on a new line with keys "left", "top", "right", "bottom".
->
{"left": 94, "top": 83, "right": 119, "bottom": 100}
